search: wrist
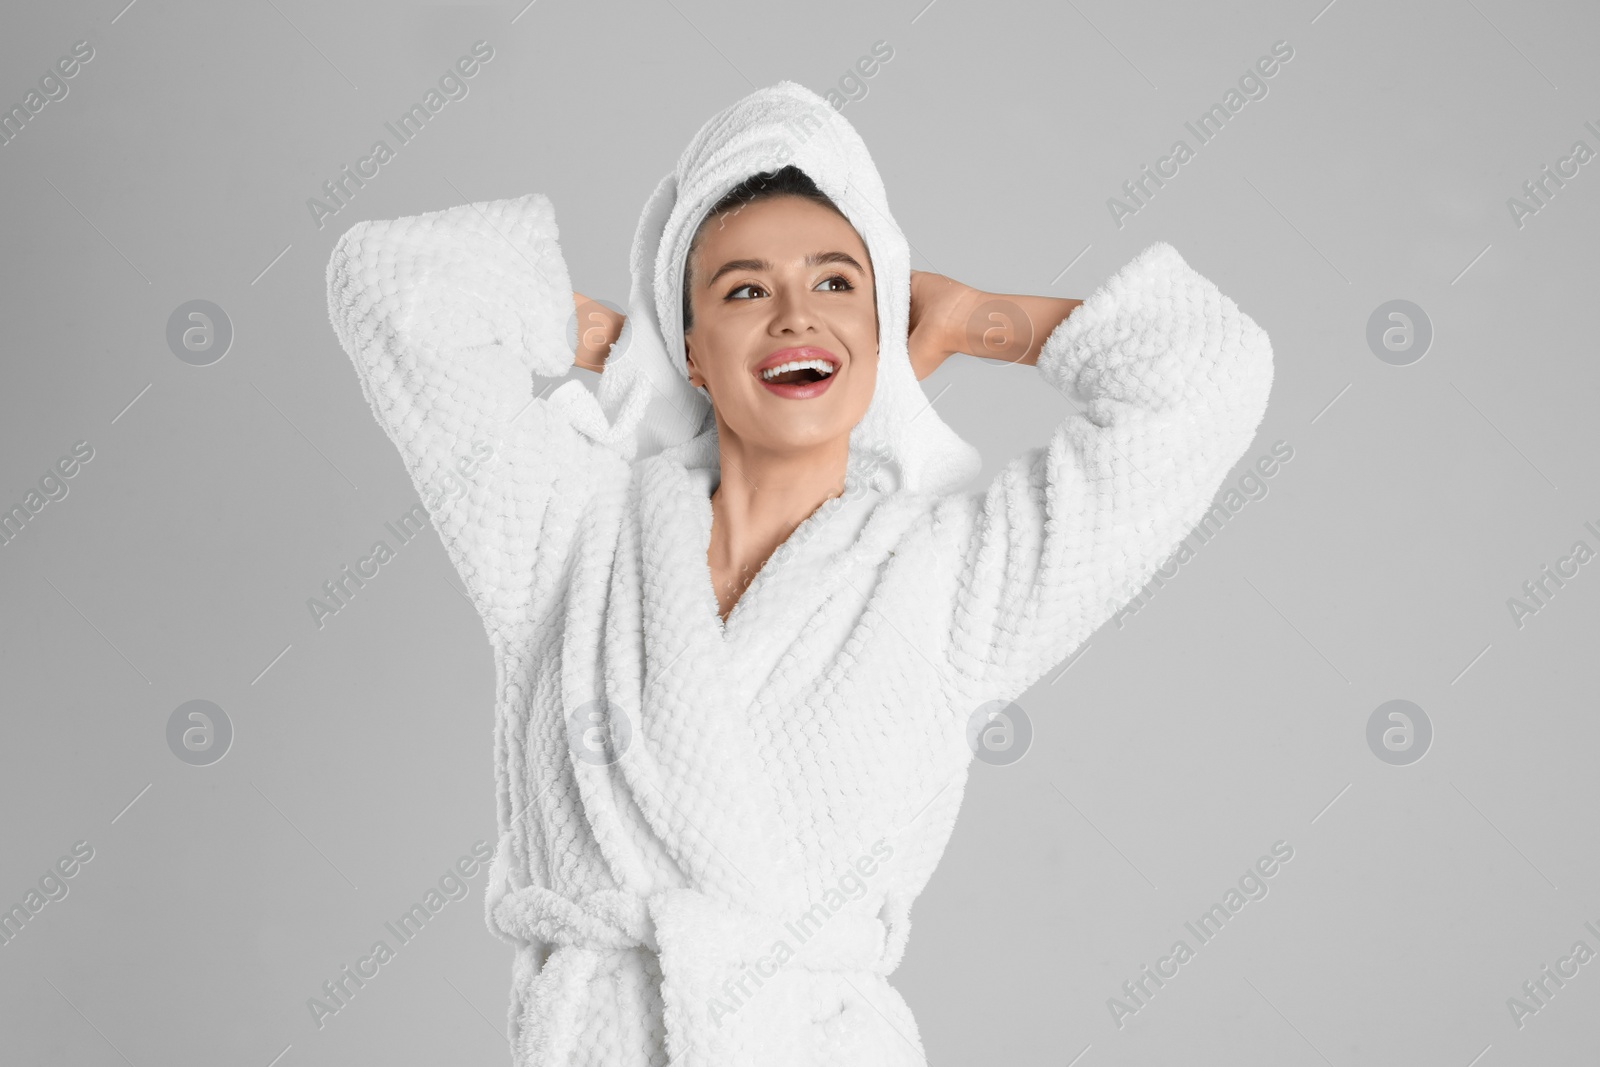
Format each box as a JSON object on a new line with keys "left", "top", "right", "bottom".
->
{"left": 943, "top": 282, "right": 989, "bottom": 361}
{"left": 572, "top": 294, "right": 624, "bottom": 371}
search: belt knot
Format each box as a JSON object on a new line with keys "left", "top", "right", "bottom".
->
{"left": 491, "top": 882, "right": 890, "bottom": 974}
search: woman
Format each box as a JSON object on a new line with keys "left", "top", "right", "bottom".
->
{"left": 326, "top": 81, "right": 1273, "bottom": 1067}
{"left": 575, "top": 164, "right": 1085, "bottom": 619}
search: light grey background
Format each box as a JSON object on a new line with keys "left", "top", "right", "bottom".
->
{"left": 2, "top": 0, "right": 1596, "bottom": 1064}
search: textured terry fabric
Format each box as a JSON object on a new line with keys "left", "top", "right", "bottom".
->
{"left": 324, "top": 90, "right": 1275, "bottom": 1067}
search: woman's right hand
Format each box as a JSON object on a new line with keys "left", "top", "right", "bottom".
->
{"left": 572, "top": 292, "right": 625, "bottom": 372}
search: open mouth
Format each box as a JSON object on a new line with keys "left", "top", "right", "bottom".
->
{"left": 760, "top": 359, "right": 836, "bottom": 385}
{"left": 754, "top": 347, "right": 840, "bottom": 399}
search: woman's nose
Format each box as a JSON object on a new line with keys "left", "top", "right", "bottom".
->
{"left": 768, "top": 286, "right": 818, "bottom": 335}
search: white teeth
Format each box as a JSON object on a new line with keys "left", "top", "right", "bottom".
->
{"left": 760, "top": 358, "right": 836, "bottom": 382}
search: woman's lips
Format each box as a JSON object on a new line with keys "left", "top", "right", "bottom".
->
{"left": 754, "top": 346, "right": 839, "bottom": 400}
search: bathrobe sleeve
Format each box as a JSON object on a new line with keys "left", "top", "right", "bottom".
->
{"left": 325, "top": 193, "right": 606, "bottom": 648}
{"left": 933, "top": 240, "right": 1275, "bottom": 707}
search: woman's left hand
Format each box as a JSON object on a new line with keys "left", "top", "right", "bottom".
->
{"left": 908, "top": 270, "right": 980, "bottom": 381}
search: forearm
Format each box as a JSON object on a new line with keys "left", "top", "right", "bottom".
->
{"left": 948, "top": 286, "right": 1082, "bottom": 368}
{"left": 572, "top": 292, "right": 625, "bottom": 372}
{"left": 912, "top": 270, "right": 1081, "bottom": 374}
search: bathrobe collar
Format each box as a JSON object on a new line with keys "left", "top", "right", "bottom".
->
{"left": 609, "top": 447, "right": 877, "bottom": 896}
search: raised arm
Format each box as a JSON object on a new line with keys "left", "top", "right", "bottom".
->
{"left": 930, "top": 241, "right": 1275, "bottom": 708}
{"left": 325, "top": 193, "right": 620, "bottom": 651}
{"left": 907, "top": 268, "right": 1080, "bottom": 379}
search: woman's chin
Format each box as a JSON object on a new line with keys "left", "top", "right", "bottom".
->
{"left": 727, "top": 412, "right": 857, "bottom": 456}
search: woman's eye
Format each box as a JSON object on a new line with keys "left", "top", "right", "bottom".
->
{"left": 725, "top": 275, "right": 852, "bottom": 300}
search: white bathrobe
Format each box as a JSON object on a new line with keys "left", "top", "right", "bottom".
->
{"left": 325, "top": 81, "right": 1274, "bottom": 1067}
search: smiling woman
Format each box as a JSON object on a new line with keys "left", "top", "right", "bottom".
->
{"left": 679, "top": 171, "right": 882, "bottom": 617}
{"left": 579, "top": 163, "right": 1084, "bottom": 619}
{"left": 325, "top": 79, "right": 1275, "bottom": 1067}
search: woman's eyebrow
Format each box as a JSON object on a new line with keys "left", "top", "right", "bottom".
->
{"left": 705, "top": 251, "right": 866, "bottom": 287}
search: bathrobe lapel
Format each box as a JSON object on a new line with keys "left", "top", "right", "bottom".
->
{"left": 616, "top": 453, "right": 792, "bottom": 905}
{"left": 565, "top": 452, "right": 873, "bottom": 910}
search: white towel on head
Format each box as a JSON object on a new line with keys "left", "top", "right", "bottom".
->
{"left": 586, "top": 79, "right": 984, "bottom": 495}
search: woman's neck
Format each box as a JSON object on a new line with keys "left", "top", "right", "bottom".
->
{"left": 706, "top": 427, "right": 851, "bottom": 620}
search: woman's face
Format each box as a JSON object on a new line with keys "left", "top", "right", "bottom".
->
{"left": 683, "top": 195, "right": 878, "bottom": 455}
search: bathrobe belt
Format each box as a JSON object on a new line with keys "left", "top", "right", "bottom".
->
{"left": 491, "top": 881, "right": 895, "bottom": 1063}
